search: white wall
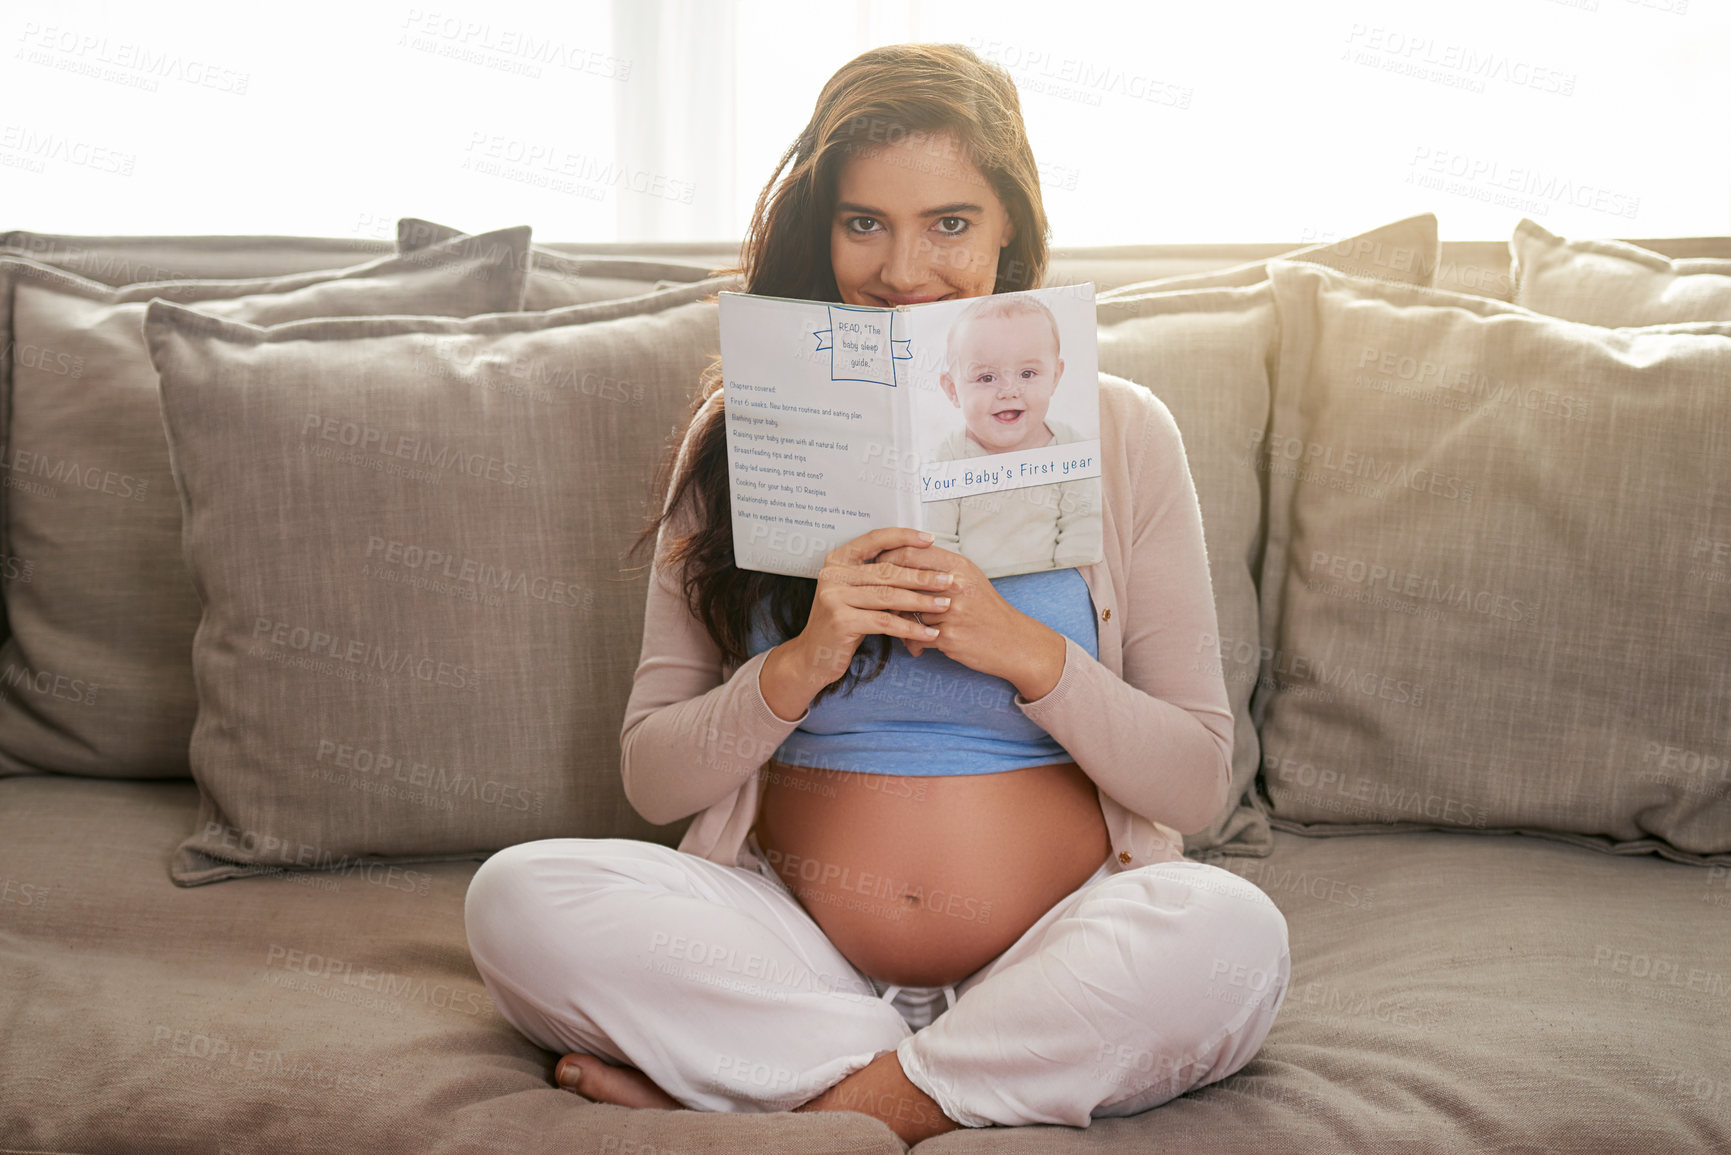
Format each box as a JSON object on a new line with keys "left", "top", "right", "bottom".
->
{"left": 2, "top": 0, "right": 1725, "bottom": 244}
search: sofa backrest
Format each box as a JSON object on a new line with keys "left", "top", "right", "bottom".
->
{"left": 6, "top": 219, "right": 1731, "bottom": 878}
{"left": 11, "top": 226, "right": 1731, "bottom": 304}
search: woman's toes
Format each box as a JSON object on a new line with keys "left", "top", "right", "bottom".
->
{"left": 554, "top": 1053, "right": 592, "bottom": 1095}
{"left": 554, "top": 1053, "right": 681, "bottom": 1109}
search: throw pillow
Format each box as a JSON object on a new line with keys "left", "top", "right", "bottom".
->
{"left": 0, "top": 230, "right": 393, "bottom": 284}
{"left": 0, "top": 227, "right": 531, "bottom": 779}
{"left": 1511, "top": 217, "right": 1731, "bottom": 325}
{"left": 1255, "top": 259, "right": 1731, "bottom": 865}
{"left": 144, "top": 275, "right": 741, "bottom": 884}
{"left": 1095, "top": 213, "right": 1440, "bottom": 859}
{"left": 396, "top": 218, "right": 723, "bottom": 309}
{"left": 1100, "top": 213, "right": 1439, "bottom": 296}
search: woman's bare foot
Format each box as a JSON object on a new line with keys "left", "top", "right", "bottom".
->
{"left": 794, "top": 1049, "right": 961, "bottom": 1145}
{"left": 554, "top": 1047, "right": 963, "bottom": 1144}
{"left": 554, "top": 1052, "right": 682, "bottom": 1109}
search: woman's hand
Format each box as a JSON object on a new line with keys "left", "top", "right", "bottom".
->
{"left": 875, "top": 544, "right": 1067, "bottom": 702}
{"left": 758, "top": 527, "right": 955, "bottom": 721}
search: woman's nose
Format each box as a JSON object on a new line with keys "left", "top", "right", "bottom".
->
{"left": 880, "top": 234, "right": 935, "bottom": 293}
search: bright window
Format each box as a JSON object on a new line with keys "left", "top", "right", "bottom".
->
{"left": 3, "top": 0, "right": 1725, "bottom": 244}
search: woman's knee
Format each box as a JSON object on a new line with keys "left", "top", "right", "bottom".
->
{"left": 1100, "top": 866, "right": 1289, "bottom": 1086}
{"left": 1176, "top": 863, "right": 1286, "bottom": 959}
{"left": 1087, "top": 864, "right": 1290, "bottom": 1014}
{"left": 463, "top": 837, "right": 627, "bottom": 966}
{"left": 1206, "top": 890, "right": 1289, "bottom": 1018}
{"left": 1162, "top": 866, "right": 1289, "bottom": 1063}
{"left": 1143, "top": 862, "right": 1286, "bottom": 949}
{"left": 466, "top": 840, "right": 546, "bottom": 965}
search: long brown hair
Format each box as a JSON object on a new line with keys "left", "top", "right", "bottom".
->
{"left": 632, "top": 42, "right": 1051, "bottom": 702}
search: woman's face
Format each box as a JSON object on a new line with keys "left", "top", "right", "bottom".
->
{"left": 829, "top": 131, "right": 1017, "bottom": 307}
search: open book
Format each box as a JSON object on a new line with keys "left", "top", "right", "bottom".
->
{"left": 719, "top": 283, "right": 1102, "bottom": 579}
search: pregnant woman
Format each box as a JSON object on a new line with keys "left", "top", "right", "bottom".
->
{"left": 464, "top": 41, "right": 1289, "bottom": 1144}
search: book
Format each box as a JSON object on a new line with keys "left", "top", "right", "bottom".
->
{"left": 719, "top": 283, "right": 1102, "bottom": 579}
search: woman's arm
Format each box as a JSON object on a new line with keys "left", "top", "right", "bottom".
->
{"left": 620, "top": 402, "right": 953, "bottom": 824}
{"left": 621, "top": 527, "right": 955, "bottom": 824}
{"left": 875, "top": 390, "right": 1231, "bottom": 834}
{"left": 618, "top": 508, "right": 812, "bottom": 828}
{"left": 616, "top": 388, "right": 808, "bottom": 826}
{"left": 1014, "top": 390, "right": 1233, "bottom": 836}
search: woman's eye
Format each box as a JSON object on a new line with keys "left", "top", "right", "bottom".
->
{"left": 937, "top": 216, "right": 969, "bottom": 237}
{"left": 846, "top": 216, "right": 879, "bottom": 235}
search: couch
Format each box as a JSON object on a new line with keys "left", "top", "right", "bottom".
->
{"left": 3, "top": 210, "right": 1730, "bottom": 1155}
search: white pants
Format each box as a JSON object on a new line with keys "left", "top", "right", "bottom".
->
{"left": 463, "top": 831, "right": 1289, "bottom": 1128}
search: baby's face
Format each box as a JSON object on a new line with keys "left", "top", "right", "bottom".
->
{"left": 940, "top": 312, "right": 1064, "bottom": 454}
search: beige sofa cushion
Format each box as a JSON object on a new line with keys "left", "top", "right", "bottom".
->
{"left": 1190, "top": 825, "right": 1731, "bottom": 1151}
{"left": 1101, "top": 213, "right": 1438, "bottom": 296}
{"left": 1512, "top": 217, "right": 1731, "bottom": 325}
{"left": 8, "top": 774, "right": 1729, "bottom": 1152}
{"left": 397, "top": 218, "right": 723, "bottom": 309}
{"left": 0, "top": 230, "right": 395, "bottom": 284}
{"left": 144, "top": 276, "right": 741, "bottom": 884}
{"left": 0, "top": 774, "right": 900, "bottom": 1153}
{"left": 1255, "top": 259, "right": 1731, "bottom": 864}
{"left": 1095, "top": 214, "right": 1440, "bottom": 859}
{"left": 0, "top": 229, "right": 530, "bottom": 781}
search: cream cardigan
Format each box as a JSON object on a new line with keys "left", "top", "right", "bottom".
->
{"left": 619, "top": 372, "right": 1234, "bottom": 875}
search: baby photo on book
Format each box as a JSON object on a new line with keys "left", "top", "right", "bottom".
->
{"left": 718, "top": 282, "right": 1101, "bottom": 579}
{"left": 917, "top": 292, "right": 1103, "bottom": 578}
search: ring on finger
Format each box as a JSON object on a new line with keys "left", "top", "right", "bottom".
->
{"left": 912, "top": 611, "right": 927, "bottom": 627}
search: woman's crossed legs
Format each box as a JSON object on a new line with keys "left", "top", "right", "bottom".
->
{"left": 462, "top": 834, "right": 1288, "bottom": 1132}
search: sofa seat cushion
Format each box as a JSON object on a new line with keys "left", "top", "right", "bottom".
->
{"left": 8, "top": 774, "right": 1726, "bottom": 1152}
{"left": 922, "top": 829, "right": 1731, "bottom": 1153}
{"left": 0, "top": 775, "right": 902, "bottom": 1154}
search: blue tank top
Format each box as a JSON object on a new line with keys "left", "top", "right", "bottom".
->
{"left": 744, "top": 568, "right": 1099, "bottom": 775}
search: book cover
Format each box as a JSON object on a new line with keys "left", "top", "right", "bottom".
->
{"left": 719, "top": 283, "right": 1101, "bottom": 579}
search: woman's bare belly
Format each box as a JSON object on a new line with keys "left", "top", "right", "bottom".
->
{"left": 751, "top": 757, "right": 1112, "bottom": 987}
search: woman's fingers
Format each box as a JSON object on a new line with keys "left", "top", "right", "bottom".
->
{"left": 800, "top": 528, "right": 956, "bottom": 657}
{"left": 875, "top": 543, "right": 963, "bottom": 577}
{"left": 864, "top": 553, "right": 954, "bottom": 593}
{"left": 823, "top": 600, "right": 937, "bottom": 641}
{"left": 814, "top": 564, "right": 943, "bottom": 602}
{"left": 882, "top": 610, "right": 941, "bottom": 640}
{"left": 828, "top": 526, "right": 934, "bottom": 567}
{"left": 829, "top": 584, "right": 951, "bottom": 615}
{"left": 853, "top": 558, "right": 953, "bottom": 592}
{"left": 819, "top": 532, "right": 952, "bottom": 593}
